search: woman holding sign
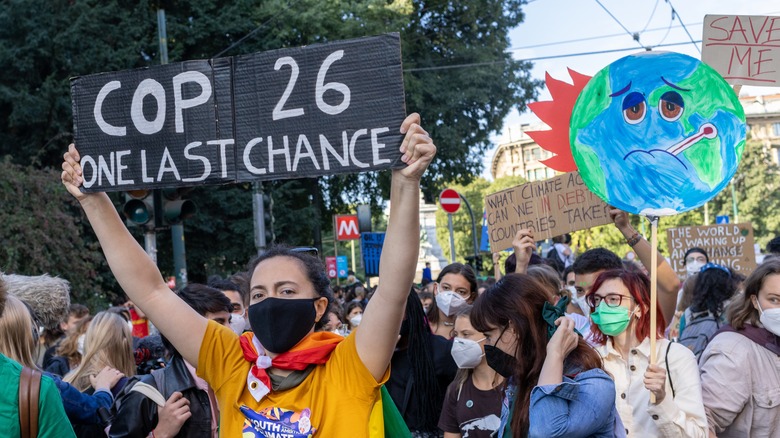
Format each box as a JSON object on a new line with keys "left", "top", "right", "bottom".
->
{"left": 587, "top": 269, "right": 708, "bottom": 437}
{"left": 61, "top": 113, "right": 435, "bottom": 437}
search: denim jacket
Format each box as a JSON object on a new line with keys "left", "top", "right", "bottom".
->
{"left": 47, "top": 372, "right": 113, "bottom": 425}
{"left": 498, "top": 368, "right": 626, "bottom": 438}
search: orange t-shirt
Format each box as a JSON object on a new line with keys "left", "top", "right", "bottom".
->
{"left": 197, "top": 320, "right": 389, "bottom": 437}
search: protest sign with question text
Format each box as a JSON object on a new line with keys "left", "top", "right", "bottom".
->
{"left": 485, "top": 171, "right": 612, "bottom": 252}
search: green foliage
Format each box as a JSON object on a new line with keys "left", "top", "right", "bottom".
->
{"left": 0, "top": 159, "right": 116, "bottom": 309}
{"left": 403, "top": 0, "right": 541, "bottom": 200}
{"left": 706, "top": 140, "right": 780, "bottom": 249}
{"left": 434, "top": 174, "right": 526, "bottom": 273}
{"left": 0, "top": 0, "right": 540, "bottom": 301}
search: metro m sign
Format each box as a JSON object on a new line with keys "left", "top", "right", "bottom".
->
{"left": 336, "top": 215, "right": 360, "bottom": 240}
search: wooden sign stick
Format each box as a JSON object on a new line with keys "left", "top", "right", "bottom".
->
{"left": 649, "top": 216, "right": 659, "bottom": 404}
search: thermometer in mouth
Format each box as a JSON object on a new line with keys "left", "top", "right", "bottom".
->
{"left": 667, "top": 123, "right": 717, "bottom": 156}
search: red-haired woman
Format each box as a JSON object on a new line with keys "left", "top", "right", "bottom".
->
{"left": 471, "top": 274, "right": 624, "bottom": 437}
{"left": 588, "top": 269, "right": 707, "bottom": 437}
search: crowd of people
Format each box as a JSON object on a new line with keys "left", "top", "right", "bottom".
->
{"left": 0, "top": 113, "right": 778, "bottom": 437}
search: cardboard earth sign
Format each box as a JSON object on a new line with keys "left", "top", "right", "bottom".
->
{"left": 485, "top": 171, "right": 612, "bottom": 252}
{"left": 666, "top": 222, "right": 757, "bottom": 280}
{"left": 569, "top": 51, "right": 746, "bottom": 216}
{"left": 702, "top": 14, "right": 780, "bottom": 87}
{"left": 71, "top": 34, "right": 406, "bottom": 192}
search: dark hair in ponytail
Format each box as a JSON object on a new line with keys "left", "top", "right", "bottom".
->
{"left": 401, "top": 287, "right": 442, "bottom": 432}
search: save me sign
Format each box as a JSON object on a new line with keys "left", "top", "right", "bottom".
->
{"left": 702, "top": 14, "right": 780, "bottom": 86}
{"left": 71, "top": 34, "right": 406, "bottom": 192}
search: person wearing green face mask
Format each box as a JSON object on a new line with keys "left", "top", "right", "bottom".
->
{"left": 587, "top": 269, "right": 708, "bottom": 437}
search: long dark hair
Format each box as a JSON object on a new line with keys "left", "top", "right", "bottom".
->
{"left": 690, "top": 266, "right": 738, "bottom": 319}
{"left": 400, "top": 287, "right": 441, "bottom": 432}
{"left": 471, "top": 274, "right": 602, "bottom": 436}
{"left": 427, "top": 263, "right": 478, "bottom": 326}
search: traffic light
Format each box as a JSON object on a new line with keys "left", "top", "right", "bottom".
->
{"left": 474, "top": 255, "right": 484, "bottom": 273}
{"left": 263, "top": 192, "right": 275, "bottom": 245}
{"left": 122, "top": 190, "right": 157, "bottom": 228}
{"left": 465, "top": 254, "right": 484, "bottom": 274}
{"left": 161, "top": 188, "right": 197, "bottom": 225}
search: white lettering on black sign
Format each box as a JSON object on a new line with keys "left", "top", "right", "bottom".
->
{"left": 71, "top": 34, "right": 405, "bottom": 192}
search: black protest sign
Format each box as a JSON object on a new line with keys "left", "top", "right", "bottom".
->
{"left": 233, "top": 35, "right": 405, "bottom": 181}
{"left": 71, "top": 34, "right": 405, "bottom": 192}
{"left": 72, "top": 60, "right": 234, "bottom": 190}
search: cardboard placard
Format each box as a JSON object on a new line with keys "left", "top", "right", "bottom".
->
{"left": 71, "top": 34, "right": 406, "bottom": 192}
{"left": 702, "top": 15, "right": 780, "bottom": 86}
{"left": 485, "top": 171, "right": 612, "bottom": 252}
{"left": 666, "top": 222, "right": 757, "bottom": 280}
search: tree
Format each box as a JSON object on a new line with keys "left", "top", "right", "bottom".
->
{"left": 0, "top": 158, "right": 116, "bottom": 309}
{"left": 707, "top": 140, "right": 780, "bottom": 249}
{"left": 402, "top": 0, "right": 541, "bottom": 200}
{"left": 0, "top": 1, "right": 158, "bottom": 168}
{"left": 0, "top": 0, "right": 541, "bottom": 301}
{"left": 434, "top": 174, "right": 525, "bottom": 273}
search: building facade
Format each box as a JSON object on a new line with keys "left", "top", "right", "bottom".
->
{"left": 741, "top": 93, "right": 780, "bottom": 165}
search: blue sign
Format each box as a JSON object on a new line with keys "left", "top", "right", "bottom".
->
{"left": 361, "top": 232, "right": 386, "bottom": 277}
{"left": 716, "top": 215, "right": 730, "bottom": 224}
{"left": 336, "top": 255, "right": 348, "bottom": 279}
{"left": 480, "top": 211, "right": 490, "bottom": 252}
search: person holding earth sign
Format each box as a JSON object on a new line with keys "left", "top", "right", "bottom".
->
{"left": 524, "top": 49, "right": 746, "bottom": 437}
{"left": 61, "top": 112, "right": 435, "bottom": 437}
{"left": 569, "top": 52, "right": 745, "bottom": 437}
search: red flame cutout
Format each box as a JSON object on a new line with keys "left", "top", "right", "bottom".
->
{"left": 525, "top": 68, "right": 592, "bottom": 172}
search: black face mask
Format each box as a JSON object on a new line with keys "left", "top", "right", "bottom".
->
{"left": 484, "top": 344, "right": 517, "bottom": 378}
{"left": 248, "top": 297, "right": 319, "bottom": 354}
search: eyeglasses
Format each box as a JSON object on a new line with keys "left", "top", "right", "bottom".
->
{"left": 587, "top": 293, "right": 633, "bottom": 308}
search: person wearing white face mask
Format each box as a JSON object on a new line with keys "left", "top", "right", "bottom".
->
{"left": 439, "top": 306, "right": 503, "bottom": 438}
{"left": 699, "top": 259, "right": 780, "bottom": 438}
{"left": 344, "top": 301, "right": 364, "bottom": 335}
{"left": 428, "top": 263, "right": 478, "bottom": 338}
{"left": 682, "top": 247, "right": 709, "bottom": 278}
{"left": 209, "top": 276, "right": 251, "bottom": 336}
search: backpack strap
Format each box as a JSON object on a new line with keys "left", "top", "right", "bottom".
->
{"left": 665, "top": 341, "right": 675, "bottom": 399}
{"left": 18, "top": 366, "right": 42, "bottom": 438}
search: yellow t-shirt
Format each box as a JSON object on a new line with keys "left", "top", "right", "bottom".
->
{"left": 197, "top": 320, "right": 389, "bottom": 437}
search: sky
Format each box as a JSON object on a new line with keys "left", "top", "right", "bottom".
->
{"left": 482, "top": 0, "right": 780, "bottom": 179}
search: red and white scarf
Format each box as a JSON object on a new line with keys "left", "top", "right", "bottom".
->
{"left": 239, "top": 331, "right": 343, "bottom": 401}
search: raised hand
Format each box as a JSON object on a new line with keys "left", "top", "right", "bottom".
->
{"left": 512, "top": 229, "right": 536, "bottom": 274}
{"left": 609, "top": 207, "right": 631, "bottom": 232}
{"left": 61, "top": 143, "right": 88, "bottom": 202}
{"left": 397, "top": 113, "right": 436, "bottom": 182}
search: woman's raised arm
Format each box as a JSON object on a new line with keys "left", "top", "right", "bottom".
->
{"left": 356, "top": 113, "right": 436, "bottom": 381}
{"left": 61, "top": 144, "right": 207, "bottom": 365}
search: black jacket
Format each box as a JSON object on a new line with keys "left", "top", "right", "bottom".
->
{"left": 109, "top": 356, "right": 214, "bottom": 438}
